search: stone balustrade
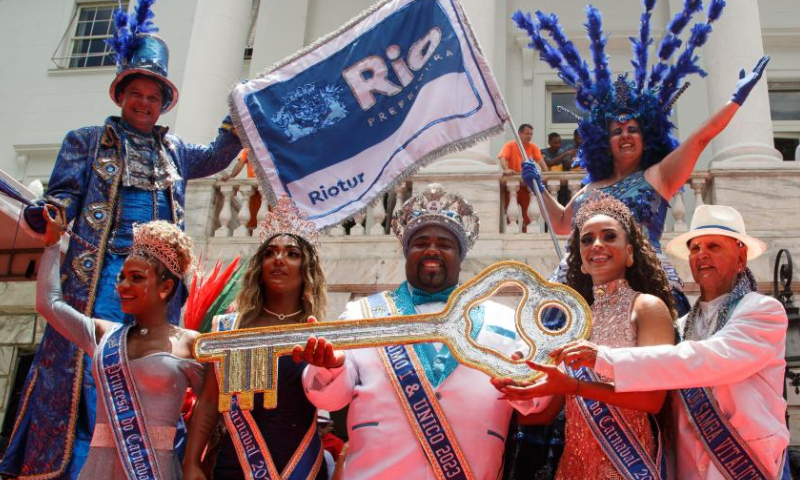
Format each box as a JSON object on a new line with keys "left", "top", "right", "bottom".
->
{"left": 208, "top": 171, "right": 713, "bottom": 241}
{"left": 200, "top": 168, "right": 799, "bottom": 295}
{"left": 209, "top": 179, "right": 411, "bottom": 239}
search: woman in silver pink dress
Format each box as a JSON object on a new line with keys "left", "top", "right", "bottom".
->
{"left": 495, "top": 195, "right": 676, "bottom": 480}
{"left": 36, "top": 208, "right": 203, "bottom": 480}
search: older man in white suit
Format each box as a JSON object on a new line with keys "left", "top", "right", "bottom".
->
{"left": 554, "top": 204, "right": 789, "bottom": 480}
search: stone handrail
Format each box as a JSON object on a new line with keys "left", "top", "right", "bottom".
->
{"left": 208, "top": 172, "right": 712, "bottom": 239}
{"left": 209, "top": 179, "right": 411, "bottom": 238}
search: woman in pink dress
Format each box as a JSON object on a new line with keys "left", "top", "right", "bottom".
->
{"left": 35, "top": 208, "right": 202, "bottom": 480}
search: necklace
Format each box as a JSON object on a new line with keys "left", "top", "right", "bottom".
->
{"left": 592, "top": 279, "right": 633, "bottom": 325}
{"left": 262, "top": 307, "right": 303, "bottom": 321}
{"left": 136, "top": 324, "right": 175, "bottom": 336}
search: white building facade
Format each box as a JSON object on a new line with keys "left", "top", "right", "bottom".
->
{"left": 0, "top": 0, "right": 799, "bottom": 443}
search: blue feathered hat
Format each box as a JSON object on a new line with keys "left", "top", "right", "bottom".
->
{"left": 513, "top": 0, "right": 726, "bottom": 184}
{"left": 106, "top": 0, "right": 178, "bottom": 113}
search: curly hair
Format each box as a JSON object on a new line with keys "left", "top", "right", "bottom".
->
{"left": 235, "top": 234, "right": 327, "bottom": 327}
{"left": 128, "top": 220, "right": 195, "bottom": 300}
{"left": 565, "top": 199, "right": 676, "bottom": 319}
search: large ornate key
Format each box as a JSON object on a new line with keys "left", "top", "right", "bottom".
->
{"left": 194, "top": 261, "right": 591, "bottom": 411}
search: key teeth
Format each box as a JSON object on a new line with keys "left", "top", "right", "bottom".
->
{"left": 263, "top": 391, "right": 278, "bottom": 409}
{"left": 219, "top": 394, "right": 232, "bottom": 413}
{"left": 238, "top": 391, "right": 255, "bottom": 410}
{"left": 217, "top": 391, "right": 266, "bottom": 412}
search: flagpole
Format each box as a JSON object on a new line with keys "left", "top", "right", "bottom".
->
{"left": 506, "top": 118, "right": 563, "bottom": 260}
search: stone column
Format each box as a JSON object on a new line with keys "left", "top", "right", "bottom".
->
{"left": 704, "top": 0, "right": 781, "bottom": 167}
{"left": 174, "top": 0, "right": 252, "bottom": 144}
{"left": 248, "top": 1, "right": 310, "bottom": 79}
{"left": 702, "top": 0, "right": 800, "bottom": 230}
{"left": 442, "top": 0, "right": 497, "bottom": 161}
{"left": 515, "top": 36, "right": 536, "bottom": 135}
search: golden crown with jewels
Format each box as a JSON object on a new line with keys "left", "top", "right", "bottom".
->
{"left": 131, "top": 221, "right": 190, "bottom": 277}
{"left": 258, "top": 195, "right": 321, "bottom": 248}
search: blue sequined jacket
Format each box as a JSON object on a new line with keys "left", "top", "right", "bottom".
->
{"left": 49, "top": 117, "right": 240, "bottom": 313}
{"left": 0, "top": 116, "right": 240, "bottom": 479}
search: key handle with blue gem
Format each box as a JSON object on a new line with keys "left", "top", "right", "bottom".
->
{"left": 194, "top": 261, "right": 591, "bottom": 411}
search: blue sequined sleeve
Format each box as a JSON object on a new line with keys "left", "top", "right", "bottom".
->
{"left": 178, "top": 116, "right": 242, "bottom": 180}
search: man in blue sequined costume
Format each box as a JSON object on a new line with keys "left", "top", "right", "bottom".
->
{"left": 0, "top": 3, "right": 241, "bottom": 478}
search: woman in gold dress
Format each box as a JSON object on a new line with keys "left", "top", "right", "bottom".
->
{"left": 495, "top": 194, "right": 675, "bottom": 479}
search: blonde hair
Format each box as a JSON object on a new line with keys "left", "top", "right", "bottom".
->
{"left": 235, "top": 234, "right": 327, "bottom": 326}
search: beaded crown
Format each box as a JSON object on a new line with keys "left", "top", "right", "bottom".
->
{"left": 392, "top": 183, "right": 479, "bottom": 261}
{"left": 258, "top": 195, "right": 320, "bottom": 248}
{"left": 513, "top": 0, "right": 726, "bottom": 184}
{"left": 574, "top": 192, "right": 635, "bottom": 232}
{"left": 131, "top": 221, "right": 188, "bottom": 278}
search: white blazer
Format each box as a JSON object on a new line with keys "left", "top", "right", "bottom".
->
{"left": 595, "top": 292, "right": 789, "bottom": 480}
{"left": 303, "top": 296, "right": 536, "bottom": 480}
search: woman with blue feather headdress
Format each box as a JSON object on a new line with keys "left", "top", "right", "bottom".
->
{"left": 513, "top": 0, "right": 768, "bottom": 320}
{"left": 507, "top": 1, "right": 770, "bottom": 479}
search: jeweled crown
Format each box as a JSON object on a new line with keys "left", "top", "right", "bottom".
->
{"left": 574, "top": 192, "right": 634, "bottom": 232}
{"left": 131, "top": 221, "right": 187, "bottom": 277}
{"left": 392, "top": 183, "right": 479, "bottom": 261}
{"left": 258, "top": 195, "right": 320, "bottom": 248}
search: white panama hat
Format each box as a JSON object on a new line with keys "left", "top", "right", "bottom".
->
{"left": 666, "top": 205, "right": 766, "bottom": 261}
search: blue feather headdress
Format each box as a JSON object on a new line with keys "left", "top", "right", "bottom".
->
{"left": 106, "top": 0, "right": 159, "bottom": 69}
{"left": 512, "top": 0, "right": 726, "bottom": 184}
{"left": 105, "top": 0, "right": 179, "bottom": 113}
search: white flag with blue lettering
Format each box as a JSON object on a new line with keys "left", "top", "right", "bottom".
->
{"left": 230, "top": 0, "right": 509, "bottom": 228}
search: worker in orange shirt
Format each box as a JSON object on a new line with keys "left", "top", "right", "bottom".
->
{"left": 497, "top": 123, "right": 546, "bottom": 232}
{"left": 221, "top": 148, "right": 261, "bottom": 228}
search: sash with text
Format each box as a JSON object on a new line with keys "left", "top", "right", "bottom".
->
{"left": 362, "top": 291, "right": 476, "bottom": 480}
{"left": 572, "top": 367, "right": 666, "bottom": 480}
{"left": 213, "top": 314, "right": 323, "bottom": 480}
{"left": 679, "top": 386, "right": 778, "bottom": 480}
{"left": 95, "top": 325, "right": 164, "bottom": 480}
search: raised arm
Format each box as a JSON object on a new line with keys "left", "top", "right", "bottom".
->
{"left": 36, "top": 208, "right": 113, "bottom": 355}
{"left": 646, "top": 56, "right": 770, "bottom": 199}
{"left": 179, "top": 116, "right": 243, "bottom": 180}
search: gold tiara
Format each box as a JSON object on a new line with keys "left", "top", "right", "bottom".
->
{"left": 574, "top": 192, "right": 633, "bottom": 232}
{"left": 258, "top": 195, "right": 320, "bottom": 248}
{"left": 131, "top": 222, "right": 186, "bottom": 278}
